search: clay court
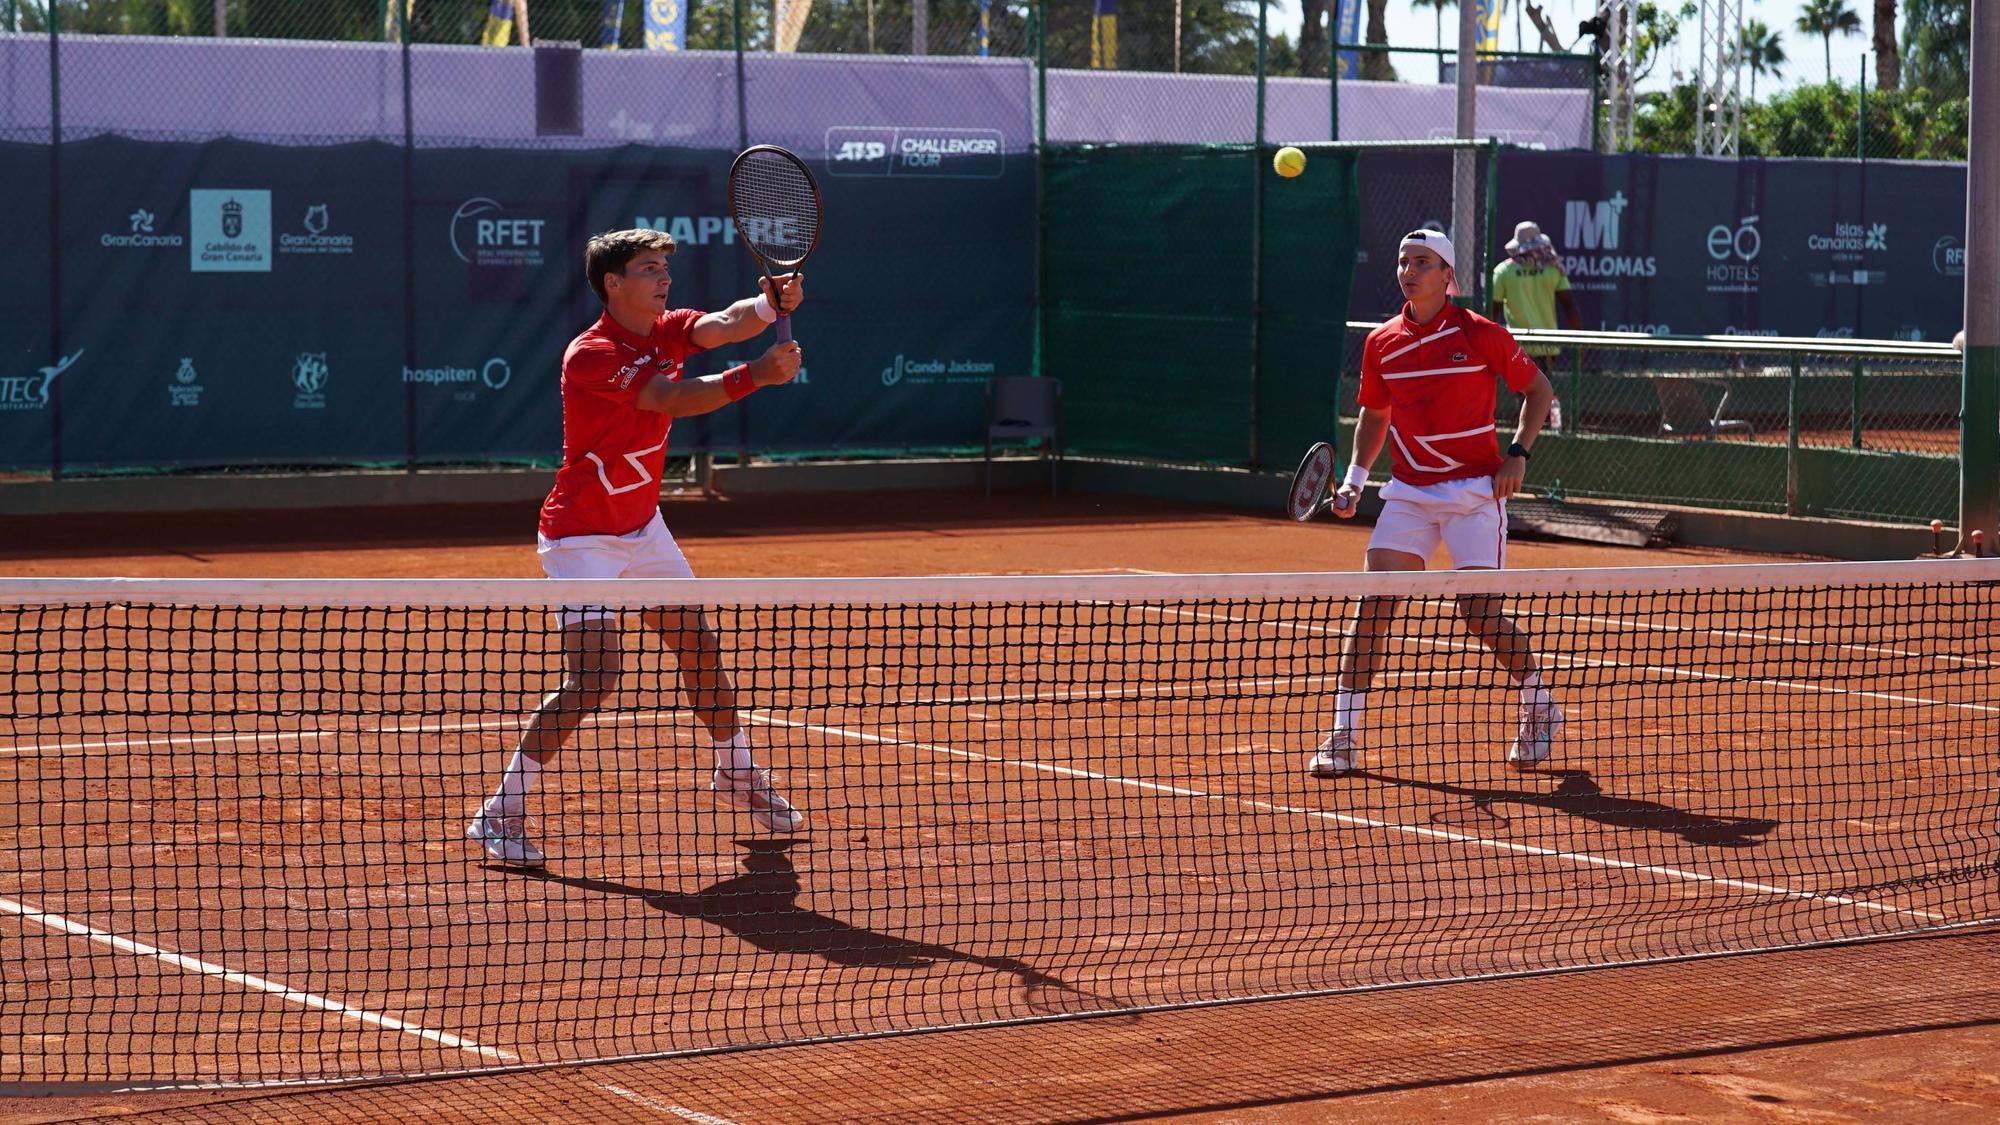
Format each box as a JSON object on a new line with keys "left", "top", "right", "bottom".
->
{"left": 3, "top": 490, "right": 1998, "bottom": 1123}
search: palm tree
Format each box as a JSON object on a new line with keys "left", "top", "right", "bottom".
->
{"left": 1796, "top": 0, "right": 1862, "bottom": 85}
{"left": 1412, "top": 0, "right": 1457, "bottom": 56}
{"left": 1362, "top": 0, "right": 1397, "bottom": 80}
{"left": 1741, "top": 18, "right": 1786, "bottom": 100}
{"left": 1873, "top": 0, "right": 1899, "bottom": 90}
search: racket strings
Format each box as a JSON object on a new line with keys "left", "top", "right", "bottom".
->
{"left": 730, "top": 155, "right": 820, "bottom": 266}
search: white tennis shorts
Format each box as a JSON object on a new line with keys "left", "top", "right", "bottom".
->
{"left": 1368, "top": 475, "right": 1508, "bottom": 569}
{"left": 537, "top": 509, "right": 694, "bottom": 626}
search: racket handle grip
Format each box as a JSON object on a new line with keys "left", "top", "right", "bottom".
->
{"left": 776, "top": 315, "right": 793, "bottom": 345}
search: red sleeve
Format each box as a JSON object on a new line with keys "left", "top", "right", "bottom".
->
{"left": 1482, "top": 322, "right": 1542, "bottom": 394}
{"left": 656, "top": 308, "right": 708, "bottom": 359}
{"left": 1357, "top": 334, "right": 1390, "bottom": 410}
{"left": 563, "top": 338, "right": 650, "bottom": 405}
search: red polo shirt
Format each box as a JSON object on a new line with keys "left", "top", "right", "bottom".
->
{"left": 537, "top": 309, "right": 707, "bottom": 539}
{"left": 1358, "top": 302, "right": 1541, "bottom": 487}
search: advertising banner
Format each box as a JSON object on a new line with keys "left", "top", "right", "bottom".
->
{"left": 1495, "top": 150, "right": 1967, "bottom": 341}
{"left": 9, "top": 136, "right": 1032, "bottom": 474}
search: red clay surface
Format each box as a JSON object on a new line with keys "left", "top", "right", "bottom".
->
{"left": 2, "top": 490, "right": 1996, "bottom": 1122}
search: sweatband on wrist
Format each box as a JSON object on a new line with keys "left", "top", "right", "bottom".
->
{"left": 753, "top": 293, "right": 778, "bottom": 323}
{"left": 1343, "top": 464, "right": 1371, "bottom": 491}
{"left": 722, "top": 365, "right": 756, "bottom": 401}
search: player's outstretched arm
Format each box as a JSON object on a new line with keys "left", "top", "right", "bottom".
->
{"left": 635, "top": 341, "right": 802, "bottom": 418}
{"left": 690, "top": 274, "right": 804, "bottom": 349}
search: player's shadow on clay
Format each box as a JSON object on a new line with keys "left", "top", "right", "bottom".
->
{"left": 504, "top": 839, "right": 1083, "bottom": 1004}
{"left": 1359, "top": 768, "right": 1780, "bottom": 848}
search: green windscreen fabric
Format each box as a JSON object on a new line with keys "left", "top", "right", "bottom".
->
{"left": 1044, "top": 145, "right": 1358, "bottom": 467}
{"left": 1256, "top": 148, "right": 1361, "bottom": 471}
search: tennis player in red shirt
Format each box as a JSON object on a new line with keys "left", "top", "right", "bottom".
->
{"left": 1309, "top": 229, "right": 1564, "bottom": 778}
{"left": 468, "top": 228, "right": 804, "bottom": 867}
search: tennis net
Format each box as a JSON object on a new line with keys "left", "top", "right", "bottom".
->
{"left": 4, "top": 561, "right": 1998, "bottom": 1087}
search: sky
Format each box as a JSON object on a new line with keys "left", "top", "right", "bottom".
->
{"left": 1278, "top": 0, "right": 1878, "bottom": 95}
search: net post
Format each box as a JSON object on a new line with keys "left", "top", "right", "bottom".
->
{"left": 1786, "top": 354, "right": 1801, "bottom": 517}
{"left": 1962, "top": 0, "right": 2000, "bottom": 546}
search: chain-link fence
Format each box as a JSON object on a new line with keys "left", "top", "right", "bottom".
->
{"left": 1340, "top": 323, "right": 1965, "bottom": 524}
{"left": 1610, "top": 7, "right": 1972, "bottom": 160}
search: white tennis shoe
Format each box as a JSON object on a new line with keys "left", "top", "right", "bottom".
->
{"left": 712, "top": 766, "right": 806, "bottom": 833}
{"left": 1307, "top": 731, "right": 1360, "bottom": 778}
{"left": 465, "top": 809, "right": 546, "bottom": 867}
{"left": 1508, "top": 700, "right": 1565, "bottom": 768}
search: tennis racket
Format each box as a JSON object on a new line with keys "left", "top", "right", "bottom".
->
{"left": 726, "top": 145, "right": 823, "bottom": 344}
{"left": 1286, "top": 442, "right": 1353, "bottom": 521}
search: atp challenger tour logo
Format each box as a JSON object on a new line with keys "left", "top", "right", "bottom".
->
{"left": 826, "top": 126, "right": 1005, "bottom": 178}
{"left": 0, "top": 350, "right": 81, "bottom": 411}
{"left": 1562, "top": 191, "right": 1656, "bottom": 289}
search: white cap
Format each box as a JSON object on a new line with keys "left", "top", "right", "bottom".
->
{"left": 1398, "top": 228, "right": 1459, "bottom": 295}
{"left": 1398, "top": 228, "right": 1456, "bottom": 270}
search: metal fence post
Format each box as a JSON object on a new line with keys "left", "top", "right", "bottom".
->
{"left": 1249, "top": 0, "right": 1268, "bottom": 471}
{"left": 1963, "top": 0, "right": 2000, "bottom": 544}
{"left": 1851, "top": 358, "right": 1864, "bottom": 448}
{"left": 1329, "top": 12, "right": 1340, "bottom": 141}
{"left": 1033, "top": 1, "right": 1046, "bottom": 380}
{"left": 401, "top": 4, "right": 417, "bottom": 470}
{"left": 47, "top": 1, "right": 61, "bottom": 479}
{"left": 1571, "top": 347, "right": 1584, "bottom": 433}
{"left": 1787, "top": 354, "right": 1801, "bottom": 516}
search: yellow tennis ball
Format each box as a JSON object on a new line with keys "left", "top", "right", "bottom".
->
{"left": 1273, "top": 146, "right": 1306, "bottom": 179}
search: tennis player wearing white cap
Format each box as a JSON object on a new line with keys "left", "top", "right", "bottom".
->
{"left": 1308, "top": 228, "right": 1564, "bottom": 778}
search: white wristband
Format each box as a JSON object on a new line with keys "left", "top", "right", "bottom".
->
{"left": 753, "top": 292, "right": 778, "bottom": 323}
{"left": 1343, "top": 464, "right": 1371, "bottom": 491}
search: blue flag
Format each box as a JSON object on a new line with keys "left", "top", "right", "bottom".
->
{"left": 479, "top": 0, "right": 515, "bottom": 46}
{"left": 1334, "top": 0, "right": 1361, "bottom": 79}
{"left": 598, "top": 0, "right": 626, "bottom": 48}
{"left": 645, "top": 0, "right": 687, "bottom": 51}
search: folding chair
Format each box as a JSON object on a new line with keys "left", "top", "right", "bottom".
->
{"left": 984, "top": 376, "right": 1063, "bottom": 496}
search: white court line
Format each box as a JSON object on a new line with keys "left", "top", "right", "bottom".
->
{"left": 0, "top": 895, "right": 516, "bottom": 1062}
{"left": 2, "top": 728, "right": 343, "bottom": 756}
{"left": 1146, "top": 604, "right": 2000, "bottom": 717}
{"left": 591, "top": 1082, "right": 744, "bottom": 1124}
{"left": 1563, "top": 612, "right": 2000, "bottom": 671}
{"left": 743, "top": 713, "right": 1944, "bottom": 923}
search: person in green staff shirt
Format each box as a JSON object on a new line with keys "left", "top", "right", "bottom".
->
{"left": 1491, "top": 221, "right": 1582, "bottom": 432}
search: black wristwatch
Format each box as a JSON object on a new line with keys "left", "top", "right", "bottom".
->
{"left": 1507, "top": 441, "right": 1531, "bottom": 460}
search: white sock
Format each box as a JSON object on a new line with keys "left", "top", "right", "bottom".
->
{"left": 1519, "top": 673, "right": 1554, "bottom": 707}
{"left": 1333, "top": 688, "right": 1367, "bottom": 735}
{"left": 712, "top": 729, "right": 755, "bottom": 773}
{"left": 486, "top": 750, "right": 542, "bottom": 817}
